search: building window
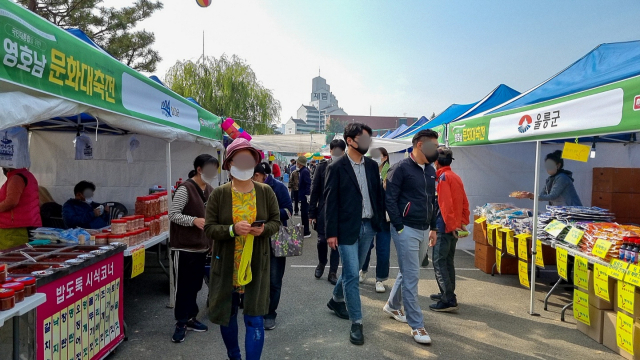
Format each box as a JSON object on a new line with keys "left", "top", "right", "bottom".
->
{"left": 322, "top": 93, "right": 328, "bottom": 100}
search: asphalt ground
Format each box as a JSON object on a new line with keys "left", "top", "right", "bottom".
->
{"left": 109, "top": 226, "right": 619, "bottom": 360}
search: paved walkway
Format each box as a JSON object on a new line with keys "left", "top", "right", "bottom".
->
{"left": 111, "top": 230, "right": 618, "bottom": 360}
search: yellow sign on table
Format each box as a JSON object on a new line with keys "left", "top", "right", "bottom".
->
{"left": 609, "top": 259, "right": 630, "bottom": 281}
{"left": 518, "top": 260, "right": 530, "bottom": 288}
{"left": 496, "top": 230, "right": 504, "bottom": 250}
{"left": 562, "top": 141, "right": 591, "bottom": 162}
{"left": 624, "top": 264, "right": 640, "bottom": 287}
{"left": 474, "top": 217, "right": 486, "bottom": 224}
{"left": 131, "top": 245, "right": 146, "bottom": 278}
{"left": 574, "top": 288, "right": 590, "bottom": 308}
{"left": 506, "top": 231, "right": 515, "bottom": 256}
{"left": 544, "top": 220, "right": 566, "bottom": 237}
{"left": 574, "top": 302, "right": 591, "bottom": 325}
{"left": 496, "top": 249, "right": 502, "bottom": 274}
{"left": 618, "top": 281, "right": 636, "bottom": 315}
{"left": 535, "top": 240, "right": 545, "bottom": 268}
{"left": 487, "top": 225, "right": 499, "bottom": 246}
{"left": 574, "top": 256, "right": 589, "bottom": 290}
{"left": 593, "top": 263, "right": 611, "bottom": 302}
{"left": 517, "top": 234, "right": 529, "bottom": 261}
{"left": 592, "top": 238, "right": 613, "bottom": 259}
{"left": 617, "top": 311, "right": 635, "bottom": 356}
{"left": 557, "top": 247, "right": 569, "bottom": 281}
{"left": 564, "top": 227, "right": 584, "bottom": 246}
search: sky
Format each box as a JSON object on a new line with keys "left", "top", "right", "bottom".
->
{"left": 108, "top": 0, "right": 640, "bottom": 128}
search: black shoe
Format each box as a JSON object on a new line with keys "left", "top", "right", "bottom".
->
{"left": 429, "top": 300, "right": 458, "bottom": 312}
{"left": 327, "top": 298, "right": 349, "bottom": 319}
{"left": 294, "top": 213, "right": 299, "bottom": 216}
{"left": 328, "top": 272, "right": 338, "bottom": 285}
{"left": 186, "top": 318, "right": 208, "bottom": 332}
{"left": 172, "top": 324, "right": 187, "bottom": 343}
{"left": 350, "top": 324, "right": 364, "bottom": 345}
{"left": 264, "top": 317, "right": 276, "bottom": 330}
{"left": 430, "top": 293, "right": 442, "bottom": 301}
{"left": 315, "top": 263, "right": 326, "bottom": 279}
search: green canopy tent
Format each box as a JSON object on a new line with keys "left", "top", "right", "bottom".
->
{"left": 447, "top": 41, "right": 640, "bottom": 315}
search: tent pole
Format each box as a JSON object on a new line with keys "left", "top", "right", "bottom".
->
{"left": 167, "top": 142, "right": 175, "bottom": 308}
{"left": 529, "top": 140, "right": 541, "bottom": 316}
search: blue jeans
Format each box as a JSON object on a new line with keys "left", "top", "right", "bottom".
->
{"left": 362, "top": 228, "right": 391, "bottom": 281}
{"left": 220, "top": 293, "right": 265, "bottom": 360}
{"left": 433, "top": 232, "right": 458, "bottom": 304}
{"left": 332, "top": 220, "right": 376, "bottom": 323}
{"left": 388, "top": 225, "right": 428, "bottom": 330}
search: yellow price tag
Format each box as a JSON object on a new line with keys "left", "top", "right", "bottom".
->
{"left": 592, "top": 239, "right": 612, "bottom": 259}
{"left": 518, "top": 260, "right": 530, "bottom": 288}
{"left": 593, "top": 263, "right": 611, "bottom": 302}
{"left": 574, "top": 288, "right": 590, "bottom": 308}
{"left": 609, "top": 259, "right": 630, "bottom": 281}
{"left": 486, "top": 225, "right": 499, "bottom": 246}
{"left": 474, "top": 217, "right": 486, "bottom": 224}
{"left": 131, "top": 245, "right": 146, "bottom": 278}
{"left": 564, "top": 227, "right": 584, "bottom": 246}
{"left": 573, "top": 303, "right": 591, "bottom": 326}
{"left": 496, "top": 230, "right": 504, "bottom": 250}
{"left": 535, "top": 240, "right": 544, "bottom": 268}
{"left": 517, "top": 235, "right": 529, "bottom": 261}
{"left": 506, "top": 231, "right": 515, "bottom": 256}
{"left": 617, "top": 311, "right": 635, "bottom": 356}
{"left": 562, "top": 141, "right": 591, "bottom": 162}
{"left": 625, "top": 264, "right": 640, "bottom": 287}
{"left": 496, "top": 249, "right": 502, "bottom": 274}
{"left": 618, "top": 281, "right": 635, "bottom": 315}
{"left": 544, "top": 220, "right": 566, "bottom": 237}
{"left": 574, "top": 256, "right": 589, "bottom": 290}
{"left": 556, "top": 247, "right": 569, "bottom": 281}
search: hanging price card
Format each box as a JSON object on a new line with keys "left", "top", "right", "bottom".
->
{"left": 617, "top": 311, "right": 635, "bottom": 356}
{"left": 593, "top": 263, "right": 611, "bottom": 302}
{"left": 474, "top": 217, "right": 486, "bottom": 224}
{"left": 625, "top": 264, "right": 640, "bottom": 287}
{"left": 496, "top": 230, "right": 504, "bottom": 250}
{"left": 574, "top": 288, "right": 590, "bottom": 308}
{"left": 618, "top": 281, "right": 635, "bottom": 315}
{"left": 517, "top": 234, "right": 529, "bottom": 261}
{"left": 564, "top": 227, "right": 584, "bottom": 246}
{"left": 609, "top": 259, "right": 630, "bottom": 281}
{"left": 544, "top": 220, "right": 566, "bottom": 237}
{"left": 573, "top": 302, "right": 591, "bottom": 325}
{"left": 592, "top": 239, "right": 613, "bottom": 259}
{"left": 518, "top": 260, "right": 530, "bottom": 288}
{"left": 535, "top": 240, "right": 545, "bottom": 268}
{"left": 562, "top": 142, "right": 591, "bottom": 162}
{"left": 574, "top": 256, "right": 589, "bottom": 290}
{"left": 496, "top": 249, "right": 502, "bottom": 274}
{"left": 556, "top": 247, "right": 569, "bottom": 281}
{"left": 131, "top": 245, "right": 146, "bottom": 278}
{"left": 506, "top": 231, "right": 515, "bottom": 256}
{"left": 487, "top": 225, "right": 499, "bottom": 246}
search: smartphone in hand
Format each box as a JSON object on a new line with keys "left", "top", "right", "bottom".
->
{"left": 251, "top": 220, "right": 266, "bottom": 227}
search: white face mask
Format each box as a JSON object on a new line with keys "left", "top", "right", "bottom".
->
{"left": 230, "top": 166, "right": 254, "bottom": 181}
{"left": 85, "top": 198, "right": 93, "bottom": 204}
{"left": 201, "top": 174, "right": 217, "bottom": 184}
{"left": 372, "top": 157, "right": 382, "bottom": 165}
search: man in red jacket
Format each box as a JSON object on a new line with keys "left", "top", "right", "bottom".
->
{"left": 430, "top": 147, "right": 469, "bottom": 313}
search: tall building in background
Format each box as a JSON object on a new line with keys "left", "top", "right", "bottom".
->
{"left": 285, "top": 75, "right": 347, "bottom": 134}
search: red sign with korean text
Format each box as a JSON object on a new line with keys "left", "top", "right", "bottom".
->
{"left": 37, "top": 253, "right": 124, "bottom": 360}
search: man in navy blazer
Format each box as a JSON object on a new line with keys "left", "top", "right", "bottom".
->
{"left": 324, "top": 122, "right": 383, "bottom": 346}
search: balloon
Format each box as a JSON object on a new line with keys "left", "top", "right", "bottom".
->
{"left": 196, "top": 0, "right": 212, "bottom": 7}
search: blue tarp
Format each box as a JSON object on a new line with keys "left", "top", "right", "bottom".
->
{"left": 492, "top": 41, "right": 640, "bottom": 114}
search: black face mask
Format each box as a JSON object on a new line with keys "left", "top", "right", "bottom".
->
{"left": 351, "top": 140, "right": 369, "bottom": 155}
{"left": 422, "top": 144, "right": 439, "bottom": 163}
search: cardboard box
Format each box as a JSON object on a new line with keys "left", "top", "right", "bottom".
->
{"left": 593, "top": 168, "right": 640, "bottom": 194}
{"left": 576, "top": 304, "right": 605, "bottom": 344}
{"left": 474, "top": 242, "right": 496, "bottom": 274}
{"left": 614, "top": 283, "right": 640, "bottom": 318}
{"left": 588, "top": 270, "right": 615, "bottom": 310}
{"left": 602, "top": 311, "right": 640, "bottom": 360}
{"left": 473, "top": 215, "right": 488, "bottom": 245}
{"left": 592, "top": 192, "right": 638, "bottom": 218}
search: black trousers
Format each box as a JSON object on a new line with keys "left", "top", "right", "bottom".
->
{"left": 291, "top": 190, "right": 299, "bottom": 214}
{"left": 173, "top": 250, "right": 207, "bottom": 325}
{"left": 300, "top": 195, "right": 310, "bottom": 235}
{"left": 266, "top": 250, "right": 286, "bottom": 320}
{"left": 317, "top": 233, "right": 340, "bottom": 273}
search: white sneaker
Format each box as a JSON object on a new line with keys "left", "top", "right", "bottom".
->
{"left": 359, "top": 270, "right": 367, "bottom": 283}
{"left": 375, "top": 281, "right": 386, "bottom": 293}
{"left": 383, "top": 302, "right": 407, "bottom": 323}
{"left": 412, "top": 328, "right": 432, "bottom": 344}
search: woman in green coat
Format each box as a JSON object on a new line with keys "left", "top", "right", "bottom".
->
{"left": 204, "top": 138, "right": 281, "bottom": 360}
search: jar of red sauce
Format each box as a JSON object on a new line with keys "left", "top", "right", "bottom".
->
{"left": 0, "top": 264, "right": 6, "bottom": 283}
{"left": 2, "top": 282, "right": 25, "bottom": 303}
{"left": 111, "top": 219, "right": 128, "bottom": 235}
{"left": 0, "top": 288, "right": 15, "bottom": 311}
{"left": 14, "top": 277, "right": 36, "bottom": 297}
{"left": 95, "top": 234, "right": 110, "bottom": 245}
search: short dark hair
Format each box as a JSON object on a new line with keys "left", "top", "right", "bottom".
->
{"left": 330, "top": 139, "right": 347, "bottom": 151}
{"left": 412, "top": 129, "right": 439, "bottom": 147}
{"left": 343, "top": 122, "right": 372, "bottom": 142}
{"left": 545, "top": 150, "right": 564, "bottom": 169}
{"left": 437, "top": 148, "right": 454, "bottom": 167}
{"left": 74, "top": 181, "right": 95, "bottom": 195}
{"left": 193, "top": 154, "right": 219, "bottom": 171}
{"left": 254, "top": 162, "right": 271, "bottom": 175}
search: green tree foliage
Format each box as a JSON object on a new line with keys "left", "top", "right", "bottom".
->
{"left": 165, "top": 55, "right": 281, "bottom": 135}
{"left": 21, "top": 0, "right": 163, "bottom": 72}
{"left": 325, "top": 117, "right": 347, "bottom": 143}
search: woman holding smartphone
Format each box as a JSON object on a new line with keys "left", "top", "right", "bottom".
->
{"left": 204, "top": 138, "right": 281, "bottom": 360}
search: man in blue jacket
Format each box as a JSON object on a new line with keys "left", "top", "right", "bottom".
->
{"left": 62, "top": 181, "right": 110, "bottom": 229}
{"left": 296, "top": 155, "right": 312, "bottom": 238}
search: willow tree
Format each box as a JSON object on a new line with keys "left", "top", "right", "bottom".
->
{"left": 165, "top": 55, "right": 281, "bottom": 135}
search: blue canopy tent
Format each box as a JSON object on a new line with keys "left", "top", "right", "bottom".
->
{"left": 383, "top": 124, "right": 409, "bottom": 138}
{"left": 392, "top": 116, "right": 430, "bottom": 138}
{"left": 396, "top": 102, "right": 478, "bottom": 139}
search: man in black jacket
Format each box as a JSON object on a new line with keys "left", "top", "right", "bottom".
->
{"left": 383, "top": 129, "right": 440, "bottom": 345}
{"left": 324, "top": 123, "right": 383, "bottom": 346}
{"left": 309, "top": 139, "right": 346, "bottom": 285}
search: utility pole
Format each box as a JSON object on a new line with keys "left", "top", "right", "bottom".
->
{"left": 202, "top": 31, "right": 205, "bottom": 63}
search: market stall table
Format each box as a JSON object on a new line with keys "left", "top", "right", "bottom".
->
{"left": 0, "top": 293, "right": 46, "bottom": 360}
{"left": 123, "top": 232, "right": 169, "bottom": 278}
